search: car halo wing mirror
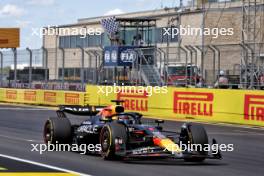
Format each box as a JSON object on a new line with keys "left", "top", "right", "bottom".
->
{"left": 155, "top": 119, "right": 164, "bottom": 131}
{"left": 111, "top": 100, "right": 125, "bottom": 105}
{"left": 155, "top": 119, "right": 164, "bottom": 125}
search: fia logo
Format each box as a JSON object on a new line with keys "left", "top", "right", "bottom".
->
{"left": 120, "top": 49, "right": 136, "bottom": 63}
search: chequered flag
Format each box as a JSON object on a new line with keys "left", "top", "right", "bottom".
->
{"left": 101, "top": 16, "right": 119, "bottom": 34}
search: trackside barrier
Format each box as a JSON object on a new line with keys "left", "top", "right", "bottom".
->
{"left": 85, "top": 85, "right": 264, "bottom": 126}
{"left": 0, "top": 88, "right": 85, "bottom": 106}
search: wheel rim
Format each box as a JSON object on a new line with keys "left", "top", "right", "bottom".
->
{"left": 101, "top": 128, "right": 110, "bottom": 153}
{"left": 44, "top": 122, "right": 52, "bottom": 144}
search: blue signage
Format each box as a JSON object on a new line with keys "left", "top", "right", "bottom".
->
{"left": 104, "top": 46, "right": 138, "bottom": 67}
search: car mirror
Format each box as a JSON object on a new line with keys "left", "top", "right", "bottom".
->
{"left": 155, "top": 119, "right": 164, "bottom": 124}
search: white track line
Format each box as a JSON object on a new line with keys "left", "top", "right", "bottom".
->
{"left": 0, "top": 153, "right": 91, "bottom": 176}
{"left": 0, "top": 134, "right": 42, "bottom": 143}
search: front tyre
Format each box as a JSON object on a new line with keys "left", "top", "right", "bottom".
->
{"left": 100, "top": 122, "right": 127, "bottom": 160}
{"left": 181, "top": 123, "right": 209, "bottom": 162}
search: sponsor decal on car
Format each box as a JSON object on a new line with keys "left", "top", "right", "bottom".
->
{"left": 132, "top": 147, "right": 156, "bottom": 155}
{"left": 173, "top": 92, "right": 214, "bottom": 116}
{"left": 117, "top": 90, "right": 148, "bottom": 111}
{"left": 244, "top": 94, "right": 264, "bottom": 121}
{"left": 77, "top": 125, "right": 98, "bottom": 134}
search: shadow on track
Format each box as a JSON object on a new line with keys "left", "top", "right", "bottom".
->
{"left": 121, "top": 159, "right": 227, "bottom": 166}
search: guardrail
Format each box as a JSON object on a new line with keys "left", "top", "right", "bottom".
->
{"left": 0, "top": 88, "right": 85, "bottom": 106}
{"left": 0, "top": 85, "right": 263, "bottom": 127}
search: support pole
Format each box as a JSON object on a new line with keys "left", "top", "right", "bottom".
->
{"left": 59, "top": 47, "right": 65, "bottom": 87}
{"left": 92, "top": 51, "right": 99, "bottom": 84}
{"left": 245, "top": 44, "right": 255, "bottom": 89}
{"left": 0, "top": 51, "right": 3, "bottom": 87}
{"left": 239, "top": 43, "right": 248, "bottom": 87}
{"left": 26, "top": 48, "right": 33, "bottom": 88}
{"left": 207, "top": 45, "right": 216, "bottom": 84}
{"left": 85, "top": 51, "right": 93, "bottom": 84}
{"left": 42, "top": 47, "right": 48, "bottom": 84}
{"left": 12, "top": 48, "right": 17, "bottom": 86}
{"left": 179, "top": 46, "right": 188, "bottom": 86}
{"left": 188, "top": 45, "right": 198, "bottom": 85}
{"left": 185, "top": 46, "right": 193, "bottom": 85}
{"left": 77, "top": 45, "right": 85, "bottom": 89}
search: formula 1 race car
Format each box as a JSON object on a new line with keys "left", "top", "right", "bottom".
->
{"left": 43, "top": 100, "right": 222, "bottom": 161}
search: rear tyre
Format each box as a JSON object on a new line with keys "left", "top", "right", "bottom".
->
{"left": 43, "top": 117, "right": 72, "bottom": 144}
{"left": 100, "top": 122, "right": 127, "bottom": 160}
{"left": 182, "top": 123, "right": 208, "bottom": 162}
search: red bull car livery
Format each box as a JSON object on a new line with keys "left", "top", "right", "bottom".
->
{"left": 43, "top": 100, "right": 222, "bottom": 161}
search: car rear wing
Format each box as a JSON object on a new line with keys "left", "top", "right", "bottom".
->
{"left": 57, "top": 105, "right": 105, "bottom": 116}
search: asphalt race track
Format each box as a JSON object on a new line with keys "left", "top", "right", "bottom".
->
{"left": 0, "top": 104, "right": 264, "bottom": 176}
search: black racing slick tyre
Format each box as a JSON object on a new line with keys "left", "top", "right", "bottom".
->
{"left": 100, "top": 122, "right": 127, "bottom": 160}
{"left": 184, "top": 123, "right": 209, "bottom": 162}
{"left": 43, "top": 117, "right": 72, "bottom": 144}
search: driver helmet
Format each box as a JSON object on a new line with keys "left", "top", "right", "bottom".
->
{"left": 118, "top": 115, "right": 133, "bottom": 124}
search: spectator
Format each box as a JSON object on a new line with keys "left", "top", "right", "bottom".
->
{"left": 214, "top": 70, "right": 229, "bottom": 89}
{"left": 131, "top": 36, "right": 137, "bottom": 46}
{"left": 131, "top": 34, "right": 145, "bottom": 46}
{"left": 136, "top": 34, "right": 145, "bottom": 46}
{"left": 196, "top": 73, "right": 204, "bottom": 88}
{"left": 259, "top": 72, "right": 264, "bottom": 89}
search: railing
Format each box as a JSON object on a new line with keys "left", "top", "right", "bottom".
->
{"left": 1, "top": 43, "right": 264, "bottom": 90}
{"left": 134, "top": 48, "right": 164, "bottom": 86}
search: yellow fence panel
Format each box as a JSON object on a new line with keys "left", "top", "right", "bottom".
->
{"left": 85, "top": 85, "right": 264, "bottom": 126}
{"left": 0, "top": 88, "right": 85, "bottom": 106}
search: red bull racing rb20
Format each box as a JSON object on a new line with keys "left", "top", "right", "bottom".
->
{"left": 43, "top": 100, "right": 222, "bottom": 161}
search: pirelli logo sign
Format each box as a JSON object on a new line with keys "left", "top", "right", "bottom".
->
{"left": 244, "top": 95, "right": 264, "bottom": 121}
{"left": 0, "top": 28, "right": 20, "bottom": 48}
{"left": 65, "top": 93, "right": 80, "bottom": 105}
{"left": 44, "top": 92, "right": 56, "bottom": 103}
{"left": 24, "top": 91, "right": 36, "bottom": 101}
{"left": 6, "top": 90, "right": 17, "bottom": 100}
{"left": 117, "top": 90, "right": 148, "bottom": 112}
{"left": 173, "top": 92, "right": 214, "bottom": 116}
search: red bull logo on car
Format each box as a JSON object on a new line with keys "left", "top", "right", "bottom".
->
{"left": 173, "top": 92, "right": 214, "bottom": 116}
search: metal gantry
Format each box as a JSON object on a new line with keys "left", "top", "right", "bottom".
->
{"left": 241, "top": 0, "right": 264, "bottom": 88}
